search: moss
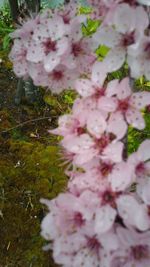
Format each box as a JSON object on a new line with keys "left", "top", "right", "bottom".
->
{"left": 0, "top": 138, "right": 66, "bottom": 266}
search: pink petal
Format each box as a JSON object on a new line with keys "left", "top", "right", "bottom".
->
{"left": 101, "top": 141, "right": 123, "bottom": 163}
{"left": 107, "top": 112, "right": 127, "bottom": 140}
{"left": 98, "top": 96, "right": 117, "bottom": 112}
{"left": 113, "top": 3, "right": 135, "bottom": 34}
{"left": 130, "top": 92, "right": 150, "bottom": 109}
{"left": 73, "top": 149, "right": 98, "bottom": 165}
{"left": 92, "top": 61, "right": 107, "bottom": 86}
{"left": 103, "top": 48, "right": 126, "bottom": 72}
{"left": 105, "top": 79, "right": 119, "bottom": 97}
{"left": 94, "top": 205, "right": 116, "bottom": 234}
{"left": 92, "top": 26, "right": 121, "bottom": 48}
{"left": 26, "top": 42, "right": 44, "bottom": 63}
{"left": 44, "top": 53, "right": 60, "bottom": 72}
{"left": 108, "top": 162, "right": 134, "bottom": 191}
{"left": 117, "top": 195, "right": 149, "bottom": 231}
{"left": 117, "top": 77, "right": 131, "bottom": 100}
{"left": 87, "top": 111, "right": 107, "bottom": 138}
{"left": 62, "top": 134, "right": 94, "bottom": 154}
{"left": 135, "top": 6, "right": 149, "bottom": 33}
{"left": 126, "top": 108, "right": 145, "bottom": 130}
{"left": 75, "top": 79, "right": 96, "bottom": 98}
{"left": 137, "top": 178, "right": 150, "bottom": 205}
{"left": 138, "top": 140, "right": 150, "bottom": 161}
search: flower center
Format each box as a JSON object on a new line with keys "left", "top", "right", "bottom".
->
{"left": 52, "top": 70, "right": 64, "bottom": 80}
{"left": 135, "top": 162, "right": 145, "bottom": 175}
{"left": 99, "top": 162, "right": 113, "bottom": 177}
{"left": 101, "top": 190, "right": 119, "bottom": 207}
{"left": 144, "top": 42, "right": 150, "bottom": 59}
{"left": 132, "top": 245, "right": 149, "bottom": 261}
{"left": 118, "top": 99, "right": 129, "bottom": 113}
{"left": 96, "top": 135, "right": 110, "bottom": 152}
{"left": 121, "top": 32, "right": 135, "bottom": 47}
{"left": 73, "top": 212, "right": 85, "bottom": 227}
{"left": 87, "top": 236, "right": 101, "bottom": 254}
{"left": 72, "top": 42, "right": 83, "bottom": 57}
{"left": 62, "top": 13, "right": 71, "bottom": 24}
{"left": 43, "top": 38, "right": 57, "bottom": 55}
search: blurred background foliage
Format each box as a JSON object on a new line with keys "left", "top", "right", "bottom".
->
{"left": 0, "top": 1, "right": 150, "bottom": 267}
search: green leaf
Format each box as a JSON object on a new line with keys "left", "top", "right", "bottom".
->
{"left": 2, "top": 34, "right": 11, "bottom": 50}
{"left": 82, "top": 19, "right": 100, "bottom": 36}
{"left": 96, "top": 45, "right": 110, "bottom": 60}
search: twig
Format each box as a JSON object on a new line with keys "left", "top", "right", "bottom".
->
{"left": 1, "top": 116, "right": 52, "bottom": 133}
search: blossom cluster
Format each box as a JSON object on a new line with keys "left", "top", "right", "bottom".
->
{"left": 9, "top": 0, "right": 150, "bottom": 266}
{"left": 9, "top": 0, "right": 95, "bottom": 93}
{"left": 41, "top": 76, "right": 150, "bottom": 267}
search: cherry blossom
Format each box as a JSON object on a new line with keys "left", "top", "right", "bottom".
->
{"left": 9, "top": 39, "right": 29, "bottom": 78}
{"left": 112, "top": 227, "right": 150, "bottom": 267}
{"left": 92, "top": 3, "right": 149, "bottom": 75}
{"left": 9, "top": 1, "right": 150, "bottom": 266}
{"left": 106, "top": 77, "right": 150, "bottom": 129}
{"left": 28, "top": 63, "right": 78, "bottom": 92}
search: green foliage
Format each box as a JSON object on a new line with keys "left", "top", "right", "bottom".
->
{"left": 0, "top": 4, "right": 14, "bottom": 52}
{"left": 96, "top": 44, "right": 110, "bottom": 61}
{"left": 82, "top": 19, "right": 100, "bottom": 36}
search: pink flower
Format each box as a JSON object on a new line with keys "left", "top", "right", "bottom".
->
{"left": 113, "top": 227, "right": 150, "bottom": 267}
{"left": 129, "top": 139, "right": 150, "bottom": 178}
{"left": 116, "top": 194, "right": 149, "bottom": 231}
{"left": 9, "top": 39, "right": 29, "bottom": 78}
{"left": 92, "top": 3, "right": 148, "bottom": 74}
{"left": 28, "top": 63, "right": 78, "bottom": 92}
{"left": 26, "top": 16, "right": 68, "bottom": 72}
{"left": 128, "top": 35, "right": 150, "bottom": 80}
{"left": 107, "top": 161, "right": 135, "bottom": 191}
{"left": 137, "top": 176, "right": 150, "bottom": 206}
{"left": 62, "top": 22, "right": 96, "bottom": 74}
{"left": 106, "top": 77, "right": 150, "bottom": 130}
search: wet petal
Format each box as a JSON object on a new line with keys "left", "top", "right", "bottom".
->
{"left": 131, "top": 92, "right": 150, "bottom": 109}
{"left": 126, "top": 108, "right": 145, "bottom": 130}
{"left": 94, "top": 205, "right": 116, "bottom": 234}
{"left": 87, "top": 111, "right": 107, "bottom": 138}
{"left": 101, "top": 141, "right": 123, "bottom": 163}
{"left": 107, "top": 112, "right": 127, "bottom": 140}
{"left": 75, "top": 79, "right": 96, "bottom": 98}
{"left": 117, "top": 77, "right": 131, "bottom": 100}
{"left": 138, "top": 140, "right": 150, "bottom": 161}
{"left": 103, "top": 48, "right": 125, "bottom": 73}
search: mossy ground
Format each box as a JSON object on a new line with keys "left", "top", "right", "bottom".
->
{"left": 0, "top": 57, "right": 69, "bottom": 266}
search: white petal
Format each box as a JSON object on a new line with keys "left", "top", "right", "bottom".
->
{"left": 92, "top": 61, "right": 107, "bottom": 86}
{"left": 98, "top": 96, "right": 117, "bottom": 112}
{"left": 93, "top": 26, "right": 120, "bottom": 48}
{"left": 105, "top": 79, "right": 119, "bottom": 97}
{"left": 103, "top": 48, "right": 125, "bottom": 72}
{"left": 94, "top": 205, "right": 116, "bottom": 234}
{"left": 130, "top": 92, "right": 150, "bottom": 109}
{"left": 138, "top": 140, "right": 150, "bottom": 161}
{"left": 108, "top": 162, "right": 134, "bottom": 191}
{"left": 44, "top": 53, "right": 60, "bottom": 72}
{"left": 126, "top": 108, "right": 145, "bottom": 130}
{"left": 117, "top": 77, "right": 131, "bottom": 100}
{"left": 75, "top": 79, "right": 96, "bottom": 98}
{"left": 107, "top": 112, "right": 127, "bottom": 140}
{"left": 113, "top": 3, "right": 135, "bottom": 34}
{"left": 102, "top": 142, "right": 123, "bottom": 163}
{"left": 87, "top": 111, "right": 107, "bottom": 138}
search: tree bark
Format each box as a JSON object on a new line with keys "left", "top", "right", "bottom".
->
{"left": 8, "top": 0, "right": 19, "bottom": 23}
